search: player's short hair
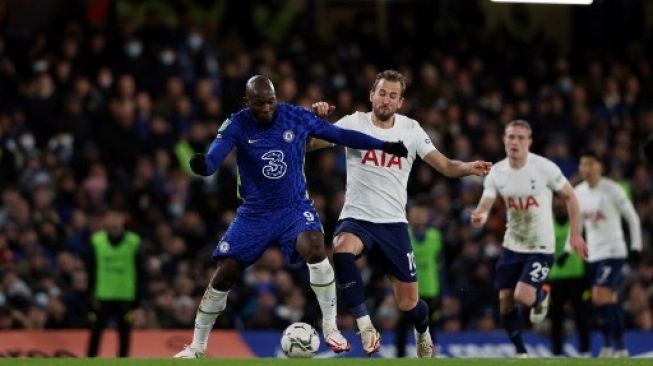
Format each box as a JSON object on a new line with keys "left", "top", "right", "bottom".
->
{"left": 504, "top": 120, "right": 532, "bottom": 137}
{"left": 579, "top": 149, "right": 602, "bottom": 163}
{"left": 372, "top": 70, "right": 407, "bottom": 97}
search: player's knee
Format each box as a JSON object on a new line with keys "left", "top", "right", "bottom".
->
{"left": 513, "top": 290, "right": 535, "bottom": 307}
{"left": 296, "top": 231, "right": 327, "bottom": 263}
{"left": 591, "top": 288, "right": 613, "bottom": 306}
{"left": 498, "top": 290, "right": 514, "bottom": 307}
{"left": 211, "top": 263, "right": 242, "bottom": 291}
{"left": 304, "top": 250, "right": 326, "bottom": 264}
{"left": 397, "top": 296, "right": 418, "bottom": 311}
{"left": 333, "top": 234, "right": 362, "bottom": 254}
{"left": 298, "top": 242, "right": 326, "bottom": 263}
{"left": 210, "top": 275, "right": 234, "bottom": 291}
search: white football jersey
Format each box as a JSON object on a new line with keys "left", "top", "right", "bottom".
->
{"left": 482, "top": 153, "right": 568, "bottom": 254}
{"left": 575, "top": 178, "right": 642, "bottom": 262}
{"left": 334, "top": 112, "right": 437, "bottom": 223}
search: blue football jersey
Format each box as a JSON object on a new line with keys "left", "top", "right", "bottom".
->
{"left": 214, "top": 103, "right": 329, "bottom": 210}
{"left": 203, "top": 103, "right": 384, "bottom": 211}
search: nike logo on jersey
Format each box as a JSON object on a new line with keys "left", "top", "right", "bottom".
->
{"left": 410, "top": 271, "right": 416, "bottom": 277}
{"left": 248, "top": 139, "right": 259, "bottom": 144}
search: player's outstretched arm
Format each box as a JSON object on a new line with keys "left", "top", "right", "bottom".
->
{"left": 557, "top": 183, "right": 588, "bottom": 259}
{"left": 311, "top": 119, "right": 408, "bottom": 157}
{"left": 423, "top": 150, "right": 491, "bottom": 178}
{"left": 471, "top": 196, "right": 495, "bottom": 228}
{"left": 190, "top": 138, "right": 234, "bottom": 176}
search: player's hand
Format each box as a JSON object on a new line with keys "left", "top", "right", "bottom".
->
{"left": 469, "top": 161, "right": 492, "bottom": 177}
{"left": 470, "top": 208, "right": 487, "bottom": 228}
{"left": 556, "top": 252, "right": 570, "bottom": 266}
{"left": 569, "top": 234, "right": 588, "bottom": 259}
{"left": 190, "top": 153, "right": 209, "bottom": 176}
{"left": 311, "top": 102, "right": 335, "bottom": 118}
{"left": 382, "top": 141, "right": 408, "bottom": 158}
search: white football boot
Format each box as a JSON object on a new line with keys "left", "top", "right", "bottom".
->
{"left": 359, "top": 327, "right": 381, "bottom": 356}
{"left": 174, "top": 345, "right": 205, "bottom": 359}
{"left": 414, "top": 327, "right": 435, "bottom": 358}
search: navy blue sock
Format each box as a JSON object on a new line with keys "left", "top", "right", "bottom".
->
{"left": 502, "top": 307, "right": 527, "bottom": 354}
{"left": 597, "top": 305, "right": 612, "bottom": 348}
{"left": 610, "top": 304, "right": 625, "bottom": 350}
{"left": 333, "top": 253, "right": 367, "bottom": 317}
{"left": 403, "top": 299, "right": 429, "bottom": 333}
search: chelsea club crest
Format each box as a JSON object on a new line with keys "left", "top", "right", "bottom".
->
{"left": 283, "top": 130, "right": 294, "bottom": 142}
{"left": 218, "top": 241, "right": 230, "bottom": 253}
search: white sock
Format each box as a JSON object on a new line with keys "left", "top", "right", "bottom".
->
{"left": 190, "top": 287, "right": 229, "bottom": 351}
{"left": 356, "top": 315, "right": 374, "bottom": 331}
{"left": 308, "top": 258, "right": 338, "bottom": 331}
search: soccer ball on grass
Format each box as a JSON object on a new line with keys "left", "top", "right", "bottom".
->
{"left": 280, "top": 322, "right": 320, "bottom": 358}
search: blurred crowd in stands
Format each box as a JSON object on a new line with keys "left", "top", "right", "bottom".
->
{"left": 0, "top": 0, "right": 652, "bottom": 334}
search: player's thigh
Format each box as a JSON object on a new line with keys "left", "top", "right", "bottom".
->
{"left": 213, "top": 212, "right": 276, "bottom": 266}
{"left": 590, "top": 260, "right": 621, "bottom": 304}
{"left": 389, "top": 276, "right": 419, "bottom": 311}
{"left": 279, "top": 202, "right": 324, "bottom": 263}
{"left": 514, "top": 253, "right": 553, "bottom": 305}
{"left": 518, "top": 253, "right": 553, "bottom": 289}
{"left": 494, "top": 249, "right": 527, "bottom": 292}
{"left": 589, "top": 259, "right": 624, "bottom": 298}
{"left": 369, "top": 222, "right": 416, "bottom": 283}
{"left": 332, "top": 219, "right": 373, "bottom": 255}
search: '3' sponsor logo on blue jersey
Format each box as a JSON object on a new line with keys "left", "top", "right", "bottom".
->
{"left": 261, "top": 150, "right": 287, "bottom": 179}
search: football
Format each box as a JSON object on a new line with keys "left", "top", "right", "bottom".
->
{"left": 280, "top": 322, "right": 320, "bottom": 358}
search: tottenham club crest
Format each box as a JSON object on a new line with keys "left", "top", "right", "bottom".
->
{"left": 283, "top": 130, "right": 295, "bottom": 142}
{"left": 218, "top": 240, "right": 230, "bottom": 253}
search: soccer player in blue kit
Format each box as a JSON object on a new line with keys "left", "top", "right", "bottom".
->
{"left": 174, "top": 75, "right": 408, "bottom": 358}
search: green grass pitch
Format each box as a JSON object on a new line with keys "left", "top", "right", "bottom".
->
{"left": 4, "top": 359, "right": 651, "bottom": 366}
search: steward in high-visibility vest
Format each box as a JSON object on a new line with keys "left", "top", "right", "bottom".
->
{"left": 87, "top": 209, "right": 142, "bottom": 358}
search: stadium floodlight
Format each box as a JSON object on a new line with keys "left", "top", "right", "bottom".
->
{"left": 491, "top": 0, "right": 593, "bottom": 4}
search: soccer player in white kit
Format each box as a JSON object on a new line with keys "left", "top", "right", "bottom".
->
{"left": 310, "top": 70, "right": 492, "bottom": 357}
{"left": 569, "top": 151, "right": 642, "bottom": 357}
{"left": 471, "top": 120, "right": 588, "bottom": 357}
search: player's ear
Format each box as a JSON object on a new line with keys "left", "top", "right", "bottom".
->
{"left": 369, "top": 89, "right": 374, "bottom": 103}
{"left": 397, "top": 96, "right": 404, "bottom": 109}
